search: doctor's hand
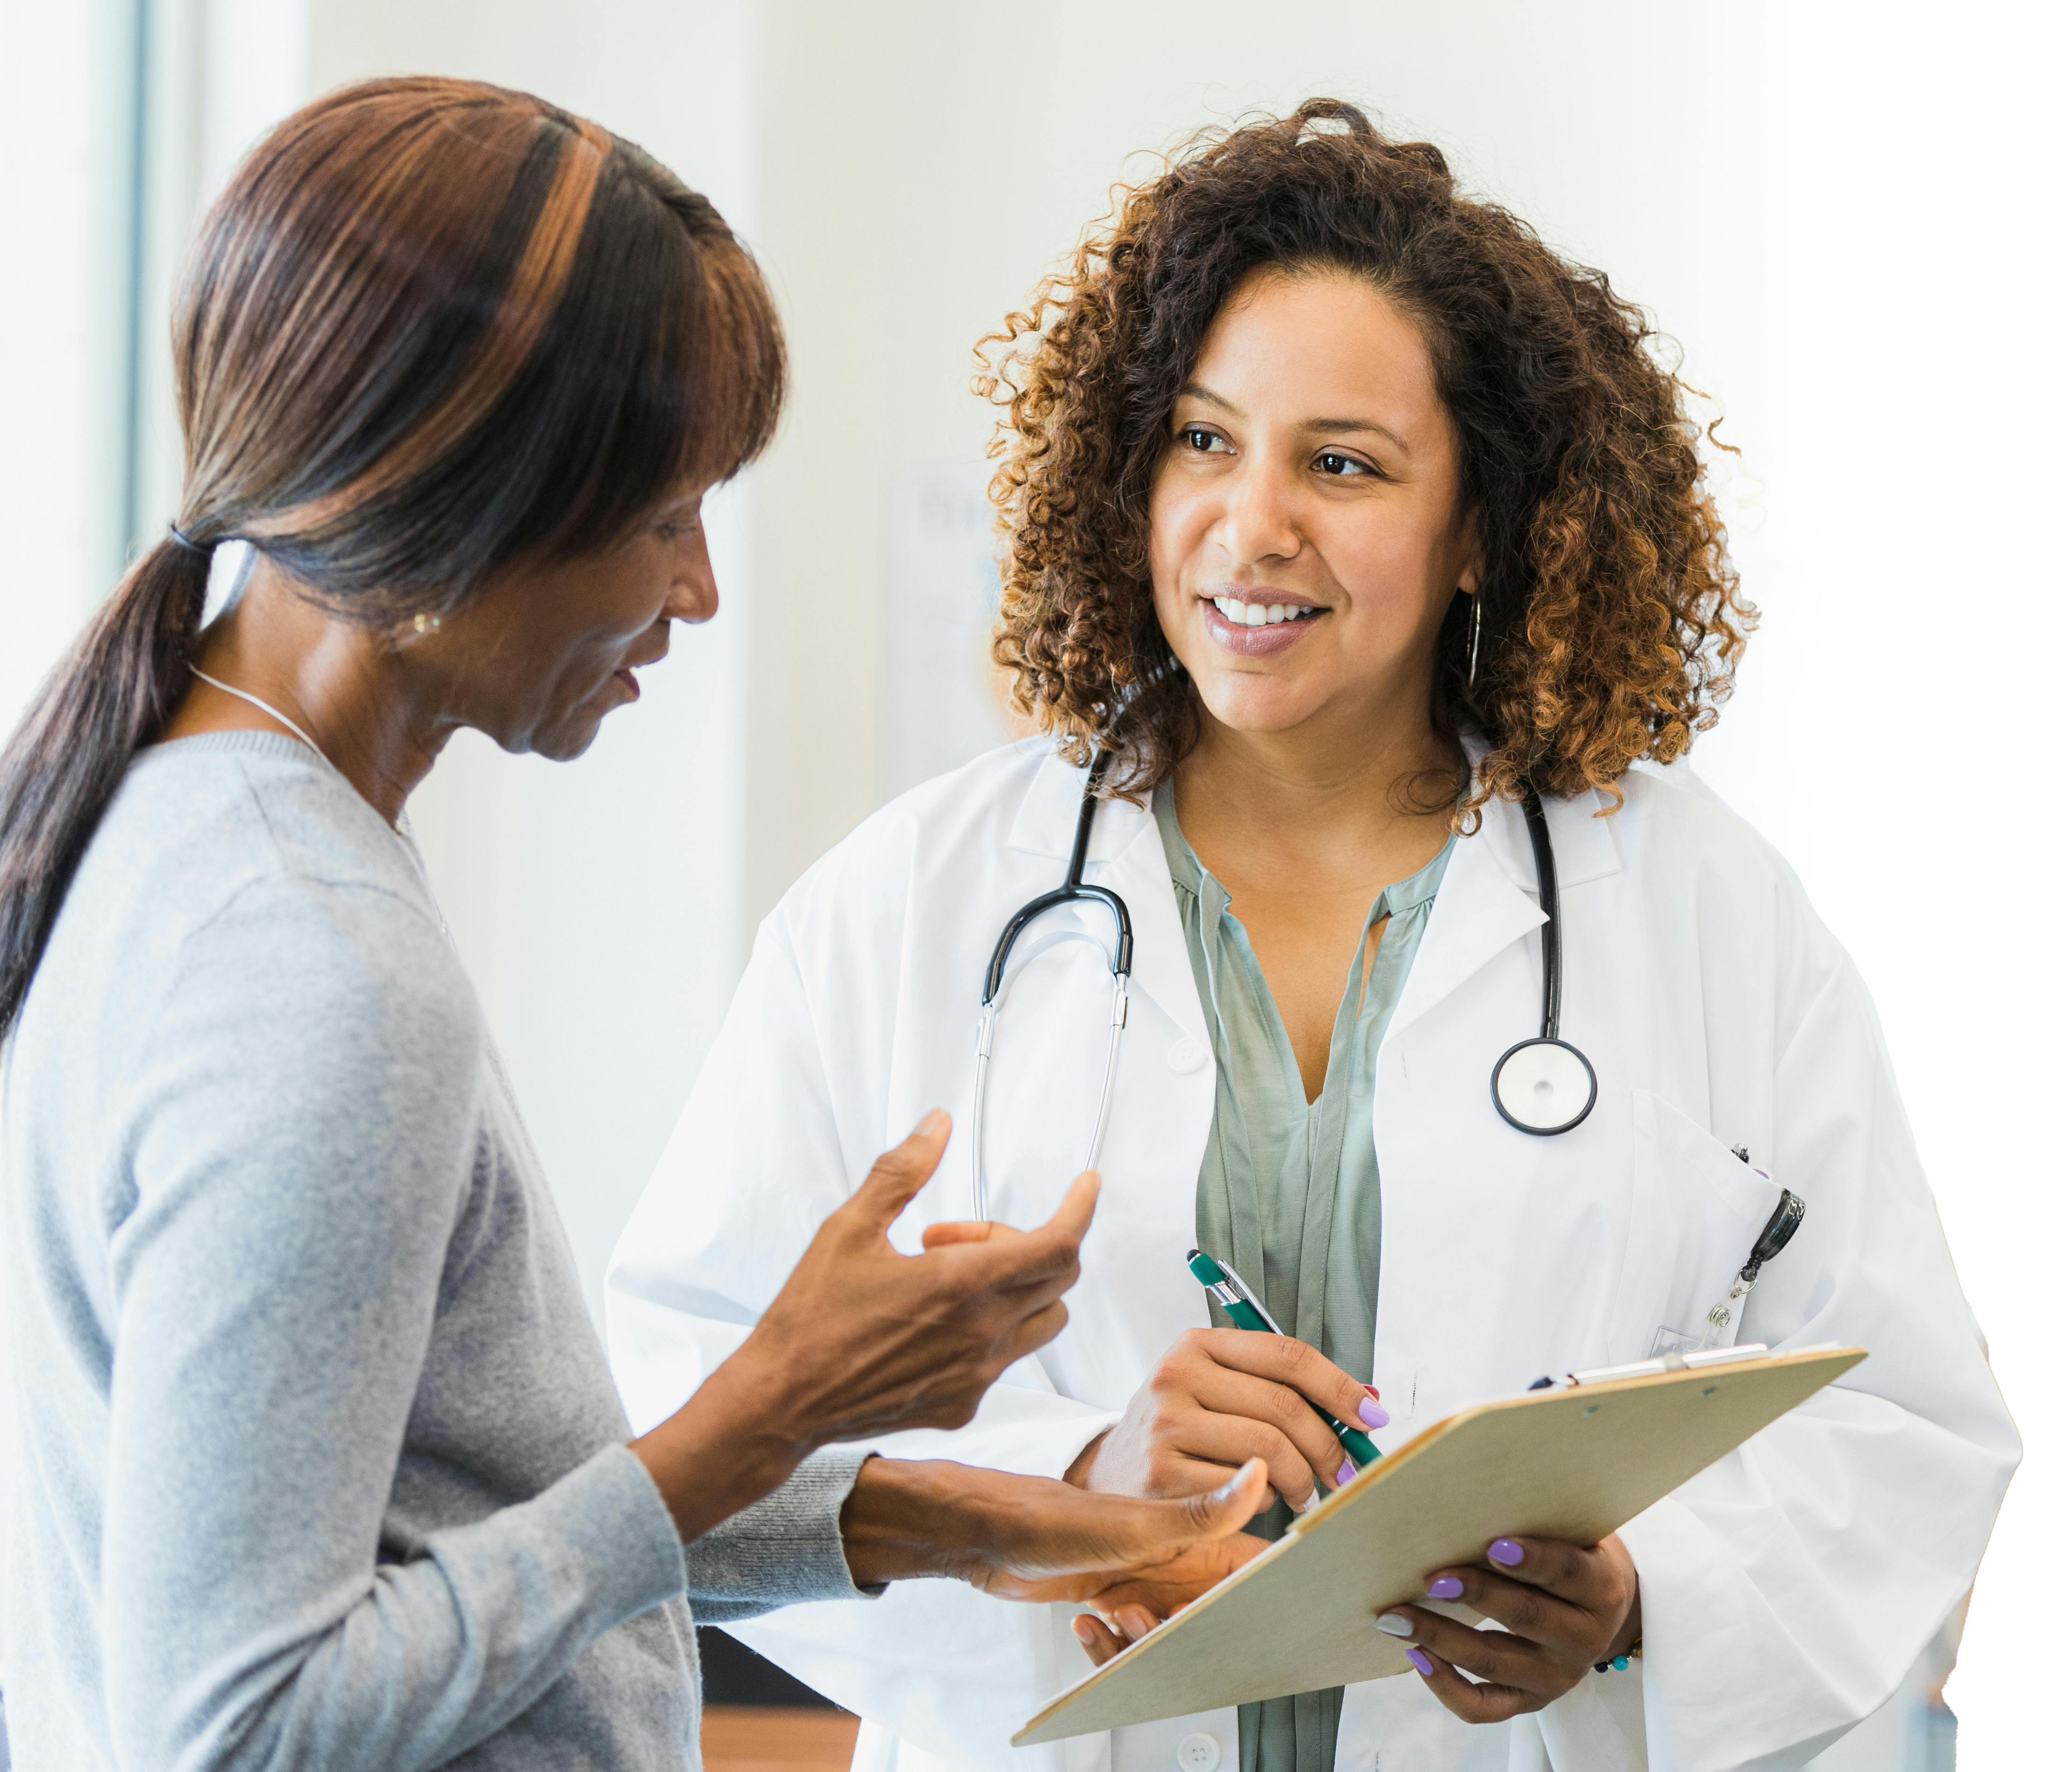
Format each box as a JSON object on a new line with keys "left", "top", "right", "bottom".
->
{"left": 1379, "top": 1532, "right": 1642, "bottom": 1722}
{"left": 630, "top": 1110, "right": 1097, "bottom": 1541}
{"left": 1066, "top": 1328, "right": 1387, "bottom": 1515}
{"left": 840, "top": 1454, "right": 1270, "bottom": 1601}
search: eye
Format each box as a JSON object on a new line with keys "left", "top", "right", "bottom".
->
{"left": 1177, "top": 425, "right": 1233, "bottom": 456}
{"left": 1316, "top": 450, "right": 1376, "bottom": 479}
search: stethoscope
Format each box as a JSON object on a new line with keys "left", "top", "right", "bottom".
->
{"left": 968, "top": 756, "right": 1595, "bottom": 1221}
{"left": 1488, "top": 787, "right": 1599, "bottom": 1137}
{"left": 970, "top": 752, "right": 1133, "bottom": 1221}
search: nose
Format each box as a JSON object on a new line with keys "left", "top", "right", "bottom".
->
{"left": 665, "top": 529, "right": 720, "bottom": 624}
{"left": 1210, "top": 460, "right": 1303, "bottom": 568}
{"left": 666, "top": 576, "right": 718, "bottom": 624}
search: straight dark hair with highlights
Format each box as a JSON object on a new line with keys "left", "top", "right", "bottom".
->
{"left": 0, "top": 76, "right": 783, "bottom": 1030}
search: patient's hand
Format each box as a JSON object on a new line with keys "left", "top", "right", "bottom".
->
{"left": 1073, "top": 1531, "right": 1274, "bottom": 1661}
{"left": 839, "top": 1456, "right": 1268, "bottom": 1601}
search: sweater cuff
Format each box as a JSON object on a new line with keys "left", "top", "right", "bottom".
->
{"left": 683, "top": 1447, "right": 876, "bottom": 1607}
{"left": 532, "top": 1442, "right": 693, "bottom": 1631}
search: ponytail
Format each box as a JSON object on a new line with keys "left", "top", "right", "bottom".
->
{"left": 0, "top": 537, "right": 210, "bottom": 1030}
{"left": 1, "top": 77, "right": 788, "bottom": 1032}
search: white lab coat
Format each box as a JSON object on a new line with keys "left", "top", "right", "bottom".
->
{"left": 607, "top": 739, "right": 2017, "bottom": 1772}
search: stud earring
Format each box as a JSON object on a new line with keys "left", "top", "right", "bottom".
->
{"left": 413, "top": 612, "right": 441, "bottom": 635}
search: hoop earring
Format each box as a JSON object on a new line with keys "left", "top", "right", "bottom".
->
{"left": 1466, "top": 593, "right": 1482, "bottom": 690}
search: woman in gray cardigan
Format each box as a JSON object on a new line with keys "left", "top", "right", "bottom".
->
{"left": 0, "top": 79, "right": 1264, "bottom": 1772}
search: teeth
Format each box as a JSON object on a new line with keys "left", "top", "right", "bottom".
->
{"left": 1213, "top": 596, "right": 1313, "bottom": 627}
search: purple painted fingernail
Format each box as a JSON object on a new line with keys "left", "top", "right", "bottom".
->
{"left": 1358, "top": 1397, "right": 1390, "bottom": 1429}
{"left": 1337, "top": 1460, "right": 1355, "bottom": 1486}
{"left": 1426, "top": 1575, "right": 1464, "bottom": 1600}
{"left": 1406, "top": 1647, "right": 1435, "bottom": 1676}
{"left": 1489, "top": 1538, "right": 1525, "bottom": 1567}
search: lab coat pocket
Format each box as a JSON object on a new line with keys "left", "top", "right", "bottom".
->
{"left": 1618, "top": 1090, "right": 1776, "bottom": 1361}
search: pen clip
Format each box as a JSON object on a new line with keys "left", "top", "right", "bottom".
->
{"left": 1211, "top": 1257, "right": 1287, "bottom": 1336}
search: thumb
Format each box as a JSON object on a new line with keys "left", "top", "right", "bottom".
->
{"left": 1092, "top": 1460, "right": 1270, "bottom": 1569}
{"left": 848, "top": 1110, "right": 952, "bottom": 1235}
{"left": 1036, "top": 1169, "right": 1101, "bottom": 1254}
{"left": 1175, "top": 1457, "right": 1270, "bottom": 1541}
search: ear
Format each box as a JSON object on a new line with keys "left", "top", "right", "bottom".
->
{"left": 1455, "top": 514, "right": 1486, "bottom": 598}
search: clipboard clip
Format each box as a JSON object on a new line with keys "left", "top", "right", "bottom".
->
{"left": 1528, "top": 1343, "right": 1771, "bottom": 1391}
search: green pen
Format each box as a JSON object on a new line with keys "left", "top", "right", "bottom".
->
{"left": 1186, "top": 1248, "right": 1381, "bottom": 1469}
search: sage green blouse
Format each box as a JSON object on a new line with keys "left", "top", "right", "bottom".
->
{"left": 1153, "top": 784, "right": 1453, "bottom": 1772}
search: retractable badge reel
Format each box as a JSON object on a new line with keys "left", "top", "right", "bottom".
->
{"left": 1701, "top": 1167, "right": 1806, "bottom": 1347}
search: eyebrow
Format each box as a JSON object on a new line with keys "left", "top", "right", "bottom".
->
{"left": 1177, "top": 382, "right": 1409, "bottom": 453}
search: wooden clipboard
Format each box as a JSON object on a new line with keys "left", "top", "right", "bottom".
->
{"left": 1016, "top": 1344, "right": 1866, "bottom": 1745}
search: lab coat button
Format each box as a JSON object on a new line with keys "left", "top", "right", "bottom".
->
{"left": 1168, "top": 1037, "right": 1208, "bottom": 1072}
{"left": 1176, "top": 1735, "right": 1221, "bottom": 1772}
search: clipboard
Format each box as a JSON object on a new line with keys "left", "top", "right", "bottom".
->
{"left": 1016, "top": 1343, "right": 1865, "bottom": 1745}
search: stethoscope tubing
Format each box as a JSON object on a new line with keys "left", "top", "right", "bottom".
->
{"left": 1489, "top": 785, "right": 1598, "bottom": 1136}
{"left": 973, "top": 765, "right": 1601, "bottom": 1221}
{"left": 971, "top": 753, "right": 1132, "bottom": 1221}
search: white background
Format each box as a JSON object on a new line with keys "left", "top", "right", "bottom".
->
{"left": 1, "top": 1, "right": 2063, "bottom": 1758}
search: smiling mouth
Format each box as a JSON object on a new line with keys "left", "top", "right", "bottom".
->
{"left": 1205, "top": 594, "right": 1324, "bottom": 629}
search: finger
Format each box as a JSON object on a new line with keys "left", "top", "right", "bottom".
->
{"left": 1382, "top": 1605, "right": 1562, "bottom": 1695}
{"left": 847, "top": 1111, "right": 952, "bottom": 1234}
{"left": 1189, "top": 1329, "right": 1381, "bottom": 1436}
{"left": 999, "top": 1298, "right": 1071, "bottom": 1365}
{"left": 1158, "top": 1410, "right": 1324, "bottom": 1514}
{"left": 1087, "top": 1532, "right": 1272, "bottom": 1619}
{"left": 919, "top": 1219, "right": 1001, "bottom": 1248}
{"left": 1116, "top": 1605, "right": 1158, "bottom": 1642}
{"left": 1420, "top": 1565, "right": 1593, "bottom": 1654}
{"left": 1187, "top": 1363, "right": 1357, "bottom": 1485}
{"left": 1402, "top": 1643, "right": 1541, "bottom": 1724}
{"left": 933, "top": 1176, "right": 1096, "bottom": 1293}
{"left": 1072, "top": 1613, "right": 1126, "bottom": 1667}
{"left": 1077, "top": 1458, "right": 1270, "bottom": 1572}
{"left": 1173, "top": 1456, "right": 1270, "bottom": 1539}
{"left": 1484, "top": 1535, "right": 1602, "bottom": 1605}
{"left": 1042, "top": 1169, "right": 1101, "bottom": 1249}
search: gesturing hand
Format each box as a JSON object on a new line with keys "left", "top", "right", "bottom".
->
{"left": 840, "top": 1456, "right": 1272, "bottom": 1605}
{"left": 1379, "top": 1533, "right": 1642, "bottom": 1722}
{"left": 743, "top": 1110, "right": 1096, "bottom": 1444}
{"left": 632, "top": 1111, "right": 1097, "bottom": 1539}
{"left": 1068, "top": 1327, "right": 1388, "bottom": 1514}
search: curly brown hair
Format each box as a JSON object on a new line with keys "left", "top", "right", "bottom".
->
{"left": 976, "top": 99, "right": 1754, "bottom": 816}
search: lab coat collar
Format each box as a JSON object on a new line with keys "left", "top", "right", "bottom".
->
{"left": 1005, "top": 745, "right": 1136, "bottom": 865}
{"left": 1005, "top": 743, "right": 1621, "bottom": 882}
{"left": 1386, "top": 755, "right": 1623, "bottom": 1047}
{"left": 1002, "top": 743, "right": 1623, "bottom": 1050}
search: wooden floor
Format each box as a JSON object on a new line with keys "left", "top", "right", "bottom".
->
{"left": 702, "top": 1707, "right": 861, "bottom": 1772}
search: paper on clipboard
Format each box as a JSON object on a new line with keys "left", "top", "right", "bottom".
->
{"left": 1015, "top": 1344, "right": 1866, "bottom": 1745}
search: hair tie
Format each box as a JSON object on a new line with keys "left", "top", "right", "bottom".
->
{"left": 166, "top": 523, "right": 212, "bottom": 555}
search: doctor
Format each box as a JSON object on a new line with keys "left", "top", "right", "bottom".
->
{"left": 608, "top": 101, "right": 2017, "bottom": 1772}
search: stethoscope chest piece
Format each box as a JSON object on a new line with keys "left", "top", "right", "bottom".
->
{"left": 1491, "top": 1036, "right": 1597, "bottom": 1136}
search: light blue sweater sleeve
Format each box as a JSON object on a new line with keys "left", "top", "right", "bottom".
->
{"left": 97, "top": 876, "right": 692, "bottom": 1772}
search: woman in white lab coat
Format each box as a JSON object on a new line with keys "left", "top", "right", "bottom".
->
{"left": 607, "top": 101, "right": 2016, "bottom": 1772}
